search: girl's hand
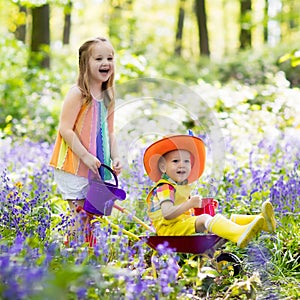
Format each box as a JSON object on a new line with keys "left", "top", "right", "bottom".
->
{"left": 81, "top": 152, "right": 101, "bottom": 174}
{"left": 112, "top": 158, "right": 122, "bottom": 176}
{"left": 189, "top": 195, "right": 203, "bottom": 208}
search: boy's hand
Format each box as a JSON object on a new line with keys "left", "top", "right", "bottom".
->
{"left": 189, "top": 195, "right": 203, "bottom": 208}
{"left": 213, "top": 199, "right": 219, "bottom": 208}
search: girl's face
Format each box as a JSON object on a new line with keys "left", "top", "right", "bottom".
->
{"left": 88, "top": 41, "right": 114, "bottom": 84}
{"left": 159, "top": 150, "right": 192, "bottom": 183}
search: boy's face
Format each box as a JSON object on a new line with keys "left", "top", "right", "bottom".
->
{"left": 159, "top": 150, "right": 192, "bottom": 183}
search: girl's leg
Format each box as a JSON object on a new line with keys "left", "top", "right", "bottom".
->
{"left": 53, "top": 170, "right": 89, "bottom": 244}
{"left": 67, "top": 199, "right": 87, "bottom": 242}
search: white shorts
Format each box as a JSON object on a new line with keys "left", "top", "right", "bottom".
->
{"left": 53, "top": 169, "right": 89, "bottom": 200}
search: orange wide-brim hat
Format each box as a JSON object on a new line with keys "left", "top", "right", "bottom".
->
{"left": 143, "top": 135, "right": 206, "bottom": 183}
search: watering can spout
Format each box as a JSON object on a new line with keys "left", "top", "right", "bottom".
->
{"left": 114, "top": 188, "right": 126, "bottom": 200}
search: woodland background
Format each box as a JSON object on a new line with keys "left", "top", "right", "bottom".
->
{"left": 0, "top": 0, "right": 299, "bottom": 299}
{"left": 1, "top": 0, "right": 300, "bottom": 139}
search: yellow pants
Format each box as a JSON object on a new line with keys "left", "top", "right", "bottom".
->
{"left": 153, "top": 215, "right": 198, "bottom": 236}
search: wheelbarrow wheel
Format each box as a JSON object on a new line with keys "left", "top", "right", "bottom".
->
{"left": 215, "top": 252, "right": 242, "bottom": 276}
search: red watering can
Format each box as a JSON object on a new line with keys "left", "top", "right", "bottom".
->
{"left": 193, "top": 197, "right": 218, "bottom": 216}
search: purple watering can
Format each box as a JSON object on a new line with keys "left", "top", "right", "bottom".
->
{"left": 83, "top": 164, "right": 126, "bottom": 216}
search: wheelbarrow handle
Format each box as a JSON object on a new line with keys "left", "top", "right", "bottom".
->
{"left": 113, "top": 203, "right": 125, "bottom": 213}
{"left": 113, "top": 204, "right": 155, "bottom": 232}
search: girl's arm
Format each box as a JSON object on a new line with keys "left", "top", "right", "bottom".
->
{"left": 58, "top": 86, "right": 101, "bottom": 174}
{"left": 107, "top": 105, "right": 122, "bottom": 175}
{"left": 161, "top": 195, "right": 202, "bottom": 220}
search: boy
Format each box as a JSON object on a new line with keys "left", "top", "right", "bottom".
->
{"left": 143, "top": 134, "right": 276, "bottom": 248}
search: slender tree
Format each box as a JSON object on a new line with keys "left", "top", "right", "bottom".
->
{"left": 63, "top": 1, "right": 72, "bottom": 45}
{"left": 14, "top": 5, "right": 27, "bottom": 43}
{"left": 240, "top": 0, "right": 252, "bottom": 49}
{"left": 174, "top": 0, "right": 186, "bottom": 56}
{"left": 194, "top": 0, "right": 210, "bottom": 57}
{"left": 263, "top": 0, "right": 269, "bottom": 43}
{"left": 30, "top": 4, "right": 50, "bottom": 68}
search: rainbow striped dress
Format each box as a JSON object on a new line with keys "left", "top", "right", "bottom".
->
{"left": 49, "top": 97, "right": 111, "bottom": 180}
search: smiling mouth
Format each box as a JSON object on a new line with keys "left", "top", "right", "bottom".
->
{"left": 99, "top": 69, "right": 109, "bottom": 74}
{"left": 177, "top": 170, "right": 186, "bottom": 175}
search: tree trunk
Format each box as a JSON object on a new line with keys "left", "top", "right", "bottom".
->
{"left": 263, "top": 0, "right": 268, "bottom": 43}
{"left": 174, "top": 0, "right": 186, "bottom": 56}
{"left": 15, "top": 5, "right": 27, "bottom": 43}
{"left": 63, "top": 1, "right": 72, "bottom": 45}
{"left": 194, "top": 0, "right": 210, "bottom": 57}
{"left": 30, "top": 4, "right": 50, "bottom": 68}
{"left": 240, "top": 0, "right": 252, "bottom": 49}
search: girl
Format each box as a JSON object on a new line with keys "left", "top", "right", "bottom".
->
{"left": 50, "top": 37, "right": 122, "bottom": 240}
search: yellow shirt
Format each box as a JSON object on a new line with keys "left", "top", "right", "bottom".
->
{"left": 146, "top": 177, "right": 197, "bottom": 236}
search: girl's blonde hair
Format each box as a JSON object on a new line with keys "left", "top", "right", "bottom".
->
{"left": 77, "top": 37, "right": 115, "bottom": 108}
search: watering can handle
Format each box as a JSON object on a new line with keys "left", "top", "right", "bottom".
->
{"left": 100, "top": 164, "right": 118, "bottom": 187}
{"left": 89, "top": 163, "right": 119, "bottom": 187}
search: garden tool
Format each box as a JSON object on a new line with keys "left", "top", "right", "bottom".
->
{"left": 230, "top": 201, "right": 276, "bottom": 233}
{"left": 207, "top": 214, "right": 264, "bottom": 248}
{"left": 84, "top": 164, "right": 126, "bottom": 216}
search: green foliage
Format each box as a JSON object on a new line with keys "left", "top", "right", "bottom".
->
{"left": 268, "top": 215, "right": 300, "bottom": 277}
{"left": 116, "top": 49, "right": 148, "bottom": 83}
{"left": 1, "top": 32, "right": 300, "bottom": 143}
{"left": 16, "top": 0, "right": 70, "bottom": 7}
{"left": 278, "top": 48, "right": 300, "bottom": 87}
{"left": 0, "top": 34, "right": 70, "bottom": 142}
{"left": 194, "top": 46, "right": 294, "bottom": 86}
{"left": 146, "top": 44, "right": 300, "bottom": 90}
{"left": 279, "top": 49, "right": 300, "bottom": 67}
